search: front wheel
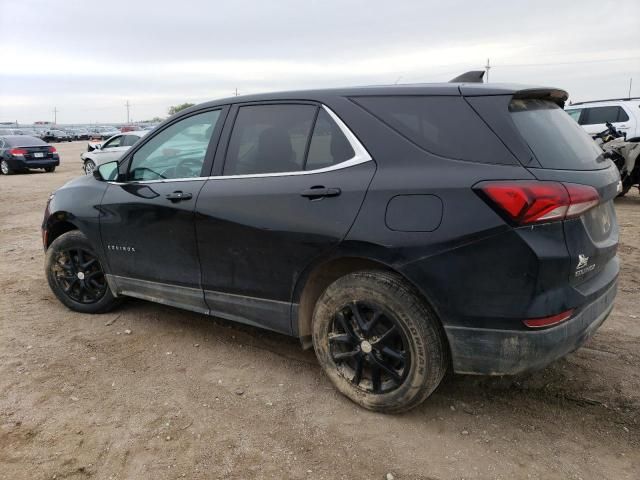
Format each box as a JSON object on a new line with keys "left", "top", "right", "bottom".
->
{"left": 84, "top": 160, "right": 96, "bottom": 176}
{"left": 312, "top": 271, "right": 448, "bottom": 413}
{"left": 45, "top": 230, "right": 121, "bottom": 313}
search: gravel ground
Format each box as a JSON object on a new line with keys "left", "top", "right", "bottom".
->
{"left": 1, "top": 141, "right": 639, "bottom": 479}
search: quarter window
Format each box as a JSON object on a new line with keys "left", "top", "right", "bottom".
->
{"left": 223, "top": 104, "right": 316, "bottom": 175}
{"left": 128, "top": 110, "right": 220, "bottom": 181}
{"left": 305, "top": 109, "right": 355, "bottom": 170}
{"left": 352, "top": 95, "right": 508, "bottom": 164}
{"left": 580, "top": 106, "right": 629, "bottom": 125}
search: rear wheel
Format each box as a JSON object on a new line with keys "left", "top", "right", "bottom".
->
{"left": 84, "top": 160, "right": 96, "bottom": 176}
{"left": 46, "top": 230, "right": 120, "bottom": 313}
{"left": 1, "top": 159, "right": 13, "bottom": 175}
{"left": 44, "top": 166, "right": 56, "bottom": 173}
{"left": 312, "top": 270, "right": 448, "bottom": 413}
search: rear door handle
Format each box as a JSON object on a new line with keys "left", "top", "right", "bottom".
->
{"left": 166, "top": 191, "right": 193, "bottom": 202}
{"left": 300, "top": 186, "right": 341, "bottom": 199}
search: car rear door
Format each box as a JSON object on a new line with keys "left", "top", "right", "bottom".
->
{"left": 195, "top": 102, "right": 375, "bottom": 334}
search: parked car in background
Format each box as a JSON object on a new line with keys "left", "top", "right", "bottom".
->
{"left": 90, "top": 126, "right": 120, "bottom": 140}
{"left": 66, "top": 128, "right": 90, "bottom": 140}
{"left": 42, "top": 129, "right": 71, "bottom": 142}
{"left": 0, "top": 135, "right": 59, "bottom": 174}
{"left": 18, "top": 128, "right": 40, "bottom": 137}
{"left": 120, "top": 125, "right": 139, "bottom": 133}
{"left": 566, "top": 98, "right": 640, "bottom": 139}
{"left": 43, "top": 80, "right": 619, "bottom": 412}
{"left": 80, "top": 130, "right": 147, "bottom": 175}
{"left": 0, "top": 128, "right": 23, "bottom": 135}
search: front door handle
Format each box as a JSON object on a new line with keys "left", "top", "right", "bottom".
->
{"left": 166, "top": 191, "right": 193, "bottom": 202}
{"left": 300, "top": 186, "right": 341, "bottom": 199}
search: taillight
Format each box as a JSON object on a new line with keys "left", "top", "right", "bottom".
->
{"left": 476, "top": 181, "right": 599, "bottom": 225}
{"left": 48, "top": 146, "right": 57, "bottom": 154}
{"left": 10, "top": 148, "right": 28, "bottom": 156}
{"left": 523, "top": 309, "right": 574, "bottom": 328}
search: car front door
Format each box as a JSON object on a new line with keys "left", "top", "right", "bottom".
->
{"left": 195, "top": 102, "right": 376, "bottom": 333}
{"left": 99, "top": 107, "right": 226, "bottom": 313}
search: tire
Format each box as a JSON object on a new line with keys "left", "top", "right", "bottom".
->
{"left": 312, "top": 270, "right": 448, "bottom": 413}
{"left": 45, "top": 230, "right": 121, "bottom": 314}
{"left": 44, "top": 166, "right": 56, "bottom": 173}
{"left": 1, "top": 159, "right": 13, "bottom": 175}
{"left": 84, "top": 160, "right": 96, "bottom": 176}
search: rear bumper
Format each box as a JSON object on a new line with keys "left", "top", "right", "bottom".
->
{"left": 445, "top": 280, "right": 617, "bottom": 375}
{"left": 6, "top": 158, "right": 59, "bottom": 169}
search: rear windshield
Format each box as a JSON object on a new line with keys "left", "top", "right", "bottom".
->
{"left": 5, "top": 135, "right": 46, "bottom": 147}
{"left": 352, "top": 96, "right": 514, "bottom": 164}
{"left": 510, "top": 99, "right": 605, "bottom": 170}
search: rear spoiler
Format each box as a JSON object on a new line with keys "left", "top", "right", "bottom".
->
{"left": 512, "top": 88, "right": 569, "bottom": 108}
{"left": 460, "top": 85, "right": 569, "bottom": 108}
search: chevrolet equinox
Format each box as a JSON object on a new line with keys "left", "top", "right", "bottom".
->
{"left": 43, "top": 77, "right": 619, "bottom": 412}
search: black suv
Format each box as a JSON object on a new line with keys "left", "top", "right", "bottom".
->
{"left": 43, "top": 80, "right": 619, "bottom": 412}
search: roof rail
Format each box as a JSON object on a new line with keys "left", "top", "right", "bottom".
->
{"left": 569, "top": 97, "right": 640, "bottom": 106}
{"left": 449, "top": 71, "right": 485, "bottom": 83}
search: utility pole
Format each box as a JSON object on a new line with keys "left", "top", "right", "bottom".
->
{"left": 629, "top": 78, "right": 633, "bottom": 98}
{"left": 234, "top": 88, "right": 239, "bottom": 96}
{"left": 125, "top": 100, "right": 131, "bottom": 123}
{"left": 484, "top": 58, "right": 491, "bottom": 83}
{"left": 53, "top": 107, "right": 58, "bottom": 124}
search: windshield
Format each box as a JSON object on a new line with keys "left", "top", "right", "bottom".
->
{"left": 510, "top": 99, "right": 606, "bottom": 170}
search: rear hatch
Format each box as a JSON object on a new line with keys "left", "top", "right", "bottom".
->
{"left": 466, "top": 89, "right": 620, "bottom": 288}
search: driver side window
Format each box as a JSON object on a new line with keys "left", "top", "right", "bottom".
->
{"left": 128, "top": 110, "right": 221, "bottom": 181}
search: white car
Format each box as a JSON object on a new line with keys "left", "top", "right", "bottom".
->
{"left": 565, "top": 98, "right": 640, "bottom": 139}
{"left": 80, "top": 130, "right": 148, "bottom": 175}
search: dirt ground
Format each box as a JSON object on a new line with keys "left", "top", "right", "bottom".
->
{"left": 0, "top": 141, "right": 638, "bottom": 480}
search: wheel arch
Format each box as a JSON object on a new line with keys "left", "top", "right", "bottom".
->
{"left": 44, "top": 213, "right": 79, "bottom": 249}
{"left": 293, "top": 249, "right": 445, "bottom": 350}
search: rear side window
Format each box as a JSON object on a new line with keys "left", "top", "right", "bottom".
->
{"left": 580, "top": 106, "right": 629, "bottom": 125}
{"left": 224, "top": 104, "right": 316, "bottom": 175}
{"left": 510, "top": 99, "right": 605, "bottom": 170}
{"left": 351, "top": 95, "right": 511, "bottom": 163}
{"left": 121, "top": 135, "right": 140, "bottom": 147}
{"left": 305, "top": 109, "right": 354, "bottom": 170}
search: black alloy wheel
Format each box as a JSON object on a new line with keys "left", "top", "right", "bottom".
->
{"left": 51, "top": 248, "right": 107, "bottom": 304}
{"left": 329, "top": 301, "right": 410, "bottom": 394}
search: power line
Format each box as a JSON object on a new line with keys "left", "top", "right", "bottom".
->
{"left": 492, "top": 56, "right": 640, "bottom": 68}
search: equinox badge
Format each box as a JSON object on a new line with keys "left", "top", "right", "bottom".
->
{"left": 576, "top": 254, "right": 596, "bottom": 277}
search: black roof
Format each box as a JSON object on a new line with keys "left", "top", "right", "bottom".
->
{"left": 189, "top": 82, "right": 567, "bottom": 112}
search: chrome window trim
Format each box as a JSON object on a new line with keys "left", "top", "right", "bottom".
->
{"left": 108, "top": 105, "right": 372, "bottom": 185}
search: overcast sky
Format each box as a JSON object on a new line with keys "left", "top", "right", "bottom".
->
{"left": 1, "top": 0, "right": 639, "bottom": 124}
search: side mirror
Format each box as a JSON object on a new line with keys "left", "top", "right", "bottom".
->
{"left": 93, "top": 161, "right": 120, "bottom": 182}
